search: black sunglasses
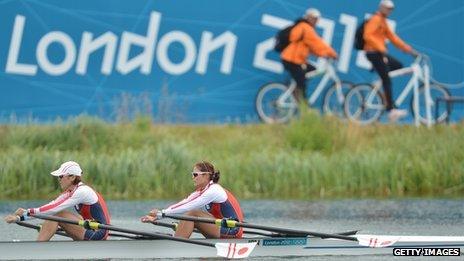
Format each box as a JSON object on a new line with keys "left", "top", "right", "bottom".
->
{"left": 58, "top": 175, "right": 73, "bottom": 179}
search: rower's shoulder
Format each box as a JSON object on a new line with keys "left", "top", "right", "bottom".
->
{"left": 75, "top": 183, "right": 97, "bottom": 195}
{"left": 209, "top": 182, "right": 224, "bottom": 190}
{"left": 208, "top": 183, "right": 228, "bottom": 198}
{"left": 202, "top": 182, "right": 224, "bottom": 194}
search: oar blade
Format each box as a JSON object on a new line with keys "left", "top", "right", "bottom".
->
{"left": 357, "top": 235, "right": 401, "bottom": 248}
{"left": 215, "top": 242, "right": 257, "bottom": 259}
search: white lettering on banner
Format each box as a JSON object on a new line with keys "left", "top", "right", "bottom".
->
{"left": 5, "top": 11, "right": 399, "bottom": 77}
{"left": 157, "top": 31, "right": 196, "bottom": 75}
{"left": 338, "top": 14, "right": 357, "bottom": 73}
{"left": 36, "top": 32, "right": 76, "bottom": 76}
{"left": 116, "top": 12, "right": 160, "bottom": 75}
{"left": 77, "top": 32, "right": 118, "bottom": 75}
{"left": 5, "top": 15, "right": 38, "bottom": 75}
{"left": 196, "top": 31, "right": 237, "bottom": 75}
{"left": 315, "top": 18, "right": 335, "bottom": 68}
{"left": 5, "top": 11, "right": 236, "bottom": 77}
{"left": 253, "top": 14, "right": 291, "bottom": 73}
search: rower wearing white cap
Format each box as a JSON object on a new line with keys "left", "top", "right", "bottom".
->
{"left": 3, "top": 161, "right": 111, "bottom": 241}
{"left": 363, "top": 0, "right": 418, "bottom": 122}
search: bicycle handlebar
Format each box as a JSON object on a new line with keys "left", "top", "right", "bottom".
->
{"left": 410, "top": 50, "right": 420, "bottom": 58}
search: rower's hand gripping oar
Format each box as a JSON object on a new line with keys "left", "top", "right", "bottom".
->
{"left": 164, "top": 213, "right": 399, "bottom": 248}
{"left": 32, "top": 213, "right": 257, "bottom": 259}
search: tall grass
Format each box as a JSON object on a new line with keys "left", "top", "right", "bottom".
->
{"left": 0, "top": 115, "right": 462, "bottom": 200}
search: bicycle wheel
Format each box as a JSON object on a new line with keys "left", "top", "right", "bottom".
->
{"left": 322, "top": 81, "right": 353, "bottom": 118}
{"left": 344, "top": 83, "right": 384, "bottom": 125}
{"left": 410, "top": 83, "right": 450, "bottom": 124}
{"left": 255, "top": 82, "right": 297, "bottom": 123}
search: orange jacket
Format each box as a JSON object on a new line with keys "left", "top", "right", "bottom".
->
{"left": 281, "top": 21, "right": 337, "bottom": 65}
{"left": 363, "top": 12, "right": 412, "bottom": 53}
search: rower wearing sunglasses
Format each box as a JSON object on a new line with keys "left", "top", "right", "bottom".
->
{"left": 141, "top": 161, "right": 244, "bottom": 239}
{"left": 3, "top": 161, "right": 111, "bottom": 241}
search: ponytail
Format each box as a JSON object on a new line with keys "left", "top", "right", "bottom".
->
{"left": 211, "top": 171, "right": 220, "bottom": 183}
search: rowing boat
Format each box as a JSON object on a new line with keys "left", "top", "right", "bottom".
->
{"left": 4, "top": 214, "right": 463, "bottom": 259}
{"left": 1, "top": 235, "right": 463, "bottom": 259}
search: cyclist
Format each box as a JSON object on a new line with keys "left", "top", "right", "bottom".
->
{"left": 363, "top": 0, "right": 418, "bottom": 122}
{"left": 281, "top": 8, "right": 338, "bottom": 104}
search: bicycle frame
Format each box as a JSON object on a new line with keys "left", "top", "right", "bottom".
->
{"left": 277, "top": 60, "right": 343, "bottom": 108}
{"left": 363, "top": 55, "right": 433, "bottom": 126}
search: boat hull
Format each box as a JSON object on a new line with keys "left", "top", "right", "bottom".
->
{"left": 1, "top": 236, "right": 463, "bottom": 259}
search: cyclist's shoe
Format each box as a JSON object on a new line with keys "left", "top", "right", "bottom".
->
{"left": 388, "top": 109, "right": 408, "bottom": 122}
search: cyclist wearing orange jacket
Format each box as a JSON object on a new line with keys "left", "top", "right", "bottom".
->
{"left": 281, "top": 8, "right": 338, "bottom": 103}
{"left": 364, "top": 0, "right": 417, "bottom": 122}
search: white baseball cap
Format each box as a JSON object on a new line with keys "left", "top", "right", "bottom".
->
{"left": 380, "top": 0, "right": 395, "bottom": 8}
{"left": 305, "top": 8, "right": 321, "bottom": 18}
{"left": 51, "top": 161, "right": 83, "bottom": 177}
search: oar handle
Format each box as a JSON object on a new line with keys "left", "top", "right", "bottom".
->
{"left": 165, "top": 213, "right": 217, "bottom": 224}
{"left": 151, "top": 221, "right": 178, "bottom": 230}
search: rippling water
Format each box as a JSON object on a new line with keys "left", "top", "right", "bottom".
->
{"left": 1, "top": 199, "right": 463, "bottom": 260}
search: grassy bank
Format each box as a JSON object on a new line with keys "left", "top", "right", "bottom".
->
{"left": 0, "top": 112, "right": 463, "bottom": 200}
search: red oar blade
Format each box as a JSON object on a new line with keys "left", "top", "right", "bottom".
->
{"left": 357, "top": 235, "right": 401, "bottom": 248}
{"left": 215, "top": 242, "right": 257, "bottom": 259}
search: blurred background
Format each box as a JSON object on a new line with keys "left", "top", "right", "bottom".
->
{"left": 1, "top": 0, "right": 463, "bottom": 123}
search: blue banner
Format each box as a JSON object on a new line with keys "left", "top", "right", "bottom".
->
{"left": 1, "top": 0, "right": 463, "bottom": 123}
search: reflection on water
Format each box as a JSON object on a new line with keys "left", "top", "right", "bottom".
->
{"left": 1, "top": 199, "right": 463, "bottom": 260}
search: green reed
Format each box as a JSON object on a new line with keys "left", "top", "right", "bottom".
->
{"left": 0, "top": 115, "right": 462, "bottom": 200}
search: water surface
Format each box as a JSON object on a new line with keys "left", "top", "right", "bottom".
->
{"left": 1, "top": 199, "right": 463, "bottom": 259}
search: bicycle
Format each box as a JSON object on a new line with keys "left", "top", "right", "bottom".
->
{"left": 344, "top": 54, "right": 450, "bottom": 125}
{"left": 255, "top": 59, "right": 353, "bottom": 123}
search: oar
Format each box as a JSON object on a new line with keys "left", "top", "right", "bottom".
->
{"left": 32, "top": 213, "right": 257, "bottom": 258}
{"left": 15, "top": 220, "right": 145, "bottom": 240}
{"left": 16, "top": 221, "right": 70, "bottom": 238}
{"left": 163, "top": 214, "right": 398, "bottom": 247}
{"left": 151, "top": 220, "right": 357, "bottom": 238}
{"left": 151, "top": 220, "right": 283, "bottom": 237}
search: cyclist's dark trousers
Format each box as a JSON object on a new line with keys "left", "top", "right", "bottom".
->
{"left": 366, "top": 52, "right": 403, "bottom": 111}
{"left": 282, "top": 60, "right": 316, "bottom": 103}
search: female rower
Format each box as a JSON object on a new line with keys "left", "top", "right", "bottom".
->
{"left": 141, "top": 161, "right": 244, "bottom": 239}
{"left": 4, "top": 161, "right": 111, "bottom": 241}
